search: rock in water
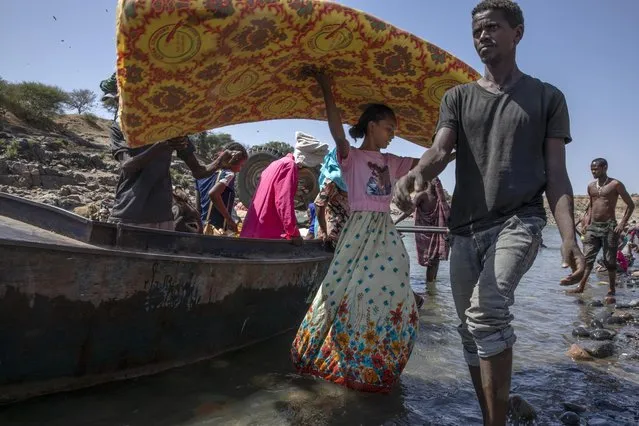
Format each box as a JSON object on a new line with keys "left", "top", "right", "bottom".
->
{"left": 566, "top": 344, "right": 593, "bottom": 361}
{"left": 589, "top": 300, "right": 604, "bottom": 307}
{"left": 615, "top": 303, "right": 632, "bottom": 309}
{"left": 584, "top": 342, "right": 615, "bottom": 358}
{"left": 590, "top": 319, "right": 604, "bottom": 329}
{"left": 508, "top": 394, "right": 537, "bottom": 422}
{"left": 572, "top": 326, "right": 591, "bottom": 338}
{"left": 605, "top": 315, "right": 627, "bottom": 326}
{"left": 559, "top": 411, "right": 581, "bottom": 425}
{"left": 593, "top": 311, "right": 613, "bottom": 322}
{"left": 629, "top": 299, "right": 639, "bottom": 308}
{"left": 619, "top": 313, "right": 634, "bottom": 322}
{"left": 590, "top": 329, "right": 615, "bottom": 341}
{"left": 562, "top": 402, "right": 587, "bottom": 413}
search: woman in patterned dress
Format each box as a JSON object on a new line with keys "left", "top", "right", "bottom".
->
{"left": 314, "top": 148, "right": 350, "bottom": 251}
{"left": 291, "top": 69, "right": 419, "bottom": 393}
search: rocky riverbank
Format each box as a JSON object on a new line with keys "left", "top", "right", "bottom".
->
{"left": 0, "top": 113, "right": 198, "bottom": 221}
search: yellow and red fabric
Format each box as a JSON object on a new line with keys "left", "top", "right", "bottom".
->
{"left": 116, "top": 0, "right": 480, "bottom": 147}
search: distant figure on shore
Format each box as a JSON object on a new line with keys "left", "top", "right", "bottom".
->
{"left": 394, "top": 177, "right": 451, "bottom": 285}
{"left": 566, "top": 158, "right": 634, "bottom": 295}
{"left": 414, "top": 177, "right": 451, "bottom": 285}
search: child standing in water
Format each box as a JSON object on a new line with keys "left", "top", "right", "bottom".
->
{"left": 291, "top": 69, "right": 419, "bottom": 393}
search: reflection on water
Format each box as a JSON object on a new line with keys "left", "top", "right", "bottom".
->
{"left": 1, "top": 227, "right": 638, "bottom": 425}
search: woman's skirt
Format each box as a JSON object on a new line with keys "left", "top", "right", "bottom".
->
{"left": 291, "top": 211, "right": 418, "bottom": 393}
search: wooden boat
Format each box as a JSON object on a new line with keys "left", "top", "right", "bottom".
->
{"left": 0, "top": 192, "right": 332, "bottom": 403}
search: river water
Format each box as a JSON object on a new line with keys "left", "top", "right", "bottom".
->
{"left": 1, "top": 226, "right": 638, "bottom": 425}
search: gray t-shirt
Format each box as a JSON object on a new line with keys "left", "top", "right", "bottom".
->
{"left": 109, "top": 123, "right": 194, "bottom": 224}
{"left": 437, "top": 75, "right": 571, "bottom": 235}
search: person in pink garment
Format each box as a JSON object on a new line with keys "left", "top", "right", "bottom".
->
{"left": 240, "top": 132, "right": 328, "bottom": 240}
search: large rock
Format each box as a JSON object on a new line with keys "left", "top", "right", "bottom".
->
{"left": 605, "top": 315, "right": 627, "bottom": 326}
{"left": 38, "top": 193, "right": 59, "bottom": 206}
{"left": 566, "top": 344, "right": 593, "bottom": 361}
{"left": 73, "top": 173, "right": 87, "bottom": 184}
{"left": 584, "top": 342, "right": 615, "bottom": 358}
{"left": 559, "top": 411, "right": 581, "bottom": 425}
{"left": 40, "top": 175, "right": 76, "bottom": 189}
{"left": 98, "top": 174, "right": 118, "bottom": 186}
{"left": 572, "top": 326, "right": 590, "bottom": 338}
{"left": 590, "top": 329, "right": 616, "bottom": 341}
{"left": 89, "top": 153, "right": 106, "bottom": 169}
{"left": 508, "top": 394, "right": 537, "bottom": 422}
{"left": 593, "top": 311, "right": 613, "bottom": 323}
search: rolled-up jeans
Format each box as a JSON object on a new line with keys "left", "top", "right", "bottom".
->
{"left": 450, "top": 215, "right": 545, "bottom": 366}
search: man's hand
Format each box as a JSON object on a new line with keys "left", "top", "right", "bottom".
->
{"left": 559, "top": 239, "right": 586, "bottom": 285}
{"left": 394, "top": 173, "right": 416, "bottom": 213}
{"left": 614, "top": 221, "right": 626, "bottom": 235}
{"left": 301, "top": 65, "right": 330, "bottom": 86}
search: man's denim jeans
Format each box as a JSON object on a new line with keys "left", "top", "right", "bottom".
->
{"left": 449, "top": 216, "right": 545, "bottom": 366}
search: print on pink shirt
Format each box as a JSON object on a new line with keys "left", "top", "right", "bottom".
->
{"left": 366, "top": 161, "right": 392, "bottom": 196}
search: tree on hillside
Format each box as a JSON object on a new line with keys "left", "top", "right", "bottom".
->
{"left": 255, "top": 140, "right": 294, "bottom": 154}
{"left": 64, "top": 89, "right": 97, "bottom": 114}
{"left": 190, "top": 131, "right": 239, "bottom": 162}
{"left": 9, "top": 81, "right": 69, "bottom": 119}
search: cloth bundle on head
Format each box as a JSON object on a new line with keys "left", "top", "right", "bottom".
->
{"left": 294, "top": 132, "right": 329, "bottom": 167}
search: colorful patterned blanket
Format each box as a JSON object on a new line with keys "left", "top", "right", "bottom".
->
{"left": 116, "top": 0, "right": 480, "bottom": 147}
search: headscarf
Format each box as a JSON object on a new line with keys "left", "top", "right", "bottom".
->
{"left": 318, "top": 147, "right": 347, "bottom": 192}
{"left": 294, "top": 132, "right": 329, "bottom": 167}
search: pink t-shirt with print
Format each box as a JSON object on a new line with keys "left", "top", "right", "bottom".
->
{"left": 339, "top": 147, "right": 414, "bottom": 213}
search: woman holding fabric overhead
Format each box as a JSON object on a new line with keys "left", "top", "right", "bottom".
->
{"left": 291, "top": 68, "right": 419, "bottom": 393}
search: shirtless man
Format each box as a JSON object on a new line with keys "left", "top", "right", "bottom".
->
{"left": 567, "top": 158, "right": 634, "bottom": 295}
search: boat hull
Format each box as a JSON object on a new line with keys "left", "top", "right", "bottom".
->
{"left": 0, "top": 193, "right": 331, "bottom": 403}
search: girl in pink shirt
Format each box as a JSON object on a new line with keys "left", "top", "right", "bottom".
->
{"left": 292, "top": 69, "right": 419, "bottom": 393}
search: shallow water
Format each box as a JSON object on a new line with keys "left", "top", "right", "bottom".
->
{"left": 1, "top": 226, "right": 638, "bottom": 425}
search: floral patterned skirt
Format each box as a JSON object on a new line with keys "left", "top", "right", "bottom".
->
{"left": 291, "top": 211, "right": 418, "bottom": 393}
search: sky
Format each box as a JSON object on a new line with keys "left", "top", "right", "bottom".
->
{"left": 1, "top": 0, "right": 638, "bottom": 194}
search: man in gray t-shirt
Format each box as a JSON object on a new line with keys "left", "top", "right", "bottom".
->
{"left": 395, "top": 1, "right": 585, "bottom": 424}
{"left": 109, "top": 122, "right": 226, "bottom": 230}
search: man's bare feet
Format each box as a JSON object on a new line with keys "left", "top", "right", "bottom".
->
{"left": 560, "top": 273, "right": 583, "bottom": 286}
{"left": 567, "top": 286, "right": 585, "bottom": 294}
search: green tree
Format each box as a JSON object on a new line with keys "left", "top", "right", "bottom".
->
{"left": 65, "top": 89, "right": 97, "bottom": 114}
{"left": 255, "top": 140, "right": 294, "bottom": 154}
{"left": 0, "top": 80, "right": 68, "bottom": 126}
{"left": 14, "top": 81, "right": 69, "bottom": 117}
{"left": 190, "top": 131, "right": 237, "bottom": 162}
